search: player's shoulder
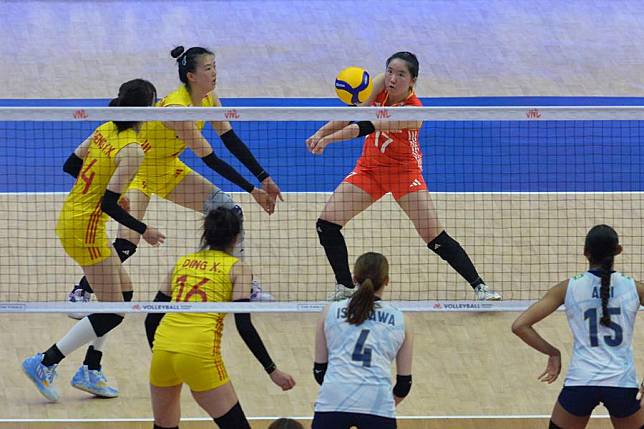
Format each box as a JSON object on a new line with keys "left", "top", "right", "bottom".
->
{"left": 404, "top": 91, "right": 422, "bottom": 107}
{"left": 159, "top": 85, "right": 191, "bottom": 107}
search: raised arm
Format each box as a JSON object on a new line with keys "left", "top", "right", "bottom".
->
{"left": 164, "top": 117, "right": 275, "bottom": 214}
{"left": 208, "top": 92, "right": 282, "bottom": 203}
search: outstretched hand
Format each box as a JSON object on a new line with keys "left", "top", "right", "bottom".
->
{"left": 251, "top": 187, "right": 276, "bottom": 215}
{"left": 306, "top": 134, "right": 329, "bottom": 155}
{"left": 261, "top": 177, "right": 284, "bottom": 203}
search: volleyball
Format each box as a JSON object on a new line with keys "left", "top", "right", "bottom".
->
{"left": 334, "top": 66, "right": 373, "bottom": 106}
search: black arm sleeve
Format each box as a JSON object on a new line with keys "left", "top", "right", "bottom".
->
{"left": 234, "top": 299, "right": 276, "bottom": 373}
{"left": 200, "top": 152, "right": 255, "bottom": 193}
{"left": 313, "top": 362, "right": 328, "bottom": 385}
{"left": 101, "top": 190, "right": 147, "bottom": 235}
{"left": 144, "top": 291, "right": 172, "bottom": 349}
{"left": 63, "top": 153, "right": 83, "bottom": 178}
{"left": 220, "top": 130, "right": 269, "bottom": 182}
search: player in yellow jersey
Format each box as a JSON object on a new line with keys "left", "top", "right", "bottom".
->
{"left": 21, "top": 79, "right": 165, "bottom": 402}
{"left": 145, "top": 207, "right": 295, "bottom": 429}
{"left": 68, "top": 45, "right": 280, "bottom": 313}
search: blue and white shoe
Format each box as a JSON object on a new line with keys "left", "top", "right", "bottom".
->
{"left": 71, "top": 365, "right": 119, "bottom": 398}
{"left": 21, "top": 353, "right": 59, "bottom": 402}
{"left": 67, "top": 286, "right": 92, "bottom": 320}
{"left": 250, "top": 279, "right": 274, "bottom": 302}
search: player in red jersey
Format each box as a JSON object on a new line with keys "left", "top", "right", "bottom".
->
{"left": 307, "top": 51, "right": 500, "bottom": 301}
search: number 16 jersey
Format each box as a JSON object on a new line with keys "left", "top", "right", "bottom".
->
{"left": 564, "top": 271, "right": 639, "bottom": 387}
{"left": 315, "top": 299, "right": 405, "bottom": 418}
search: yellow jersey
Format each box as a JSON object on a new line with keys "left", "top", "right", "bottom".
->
{"left": 59, "top": 122, "right": 139, "bottom": 220}
{"left": 153, "top": 249, "right": 238, "bottom": 359}
{"left": 137, "top": 85, "right": 216, "bottom": 167}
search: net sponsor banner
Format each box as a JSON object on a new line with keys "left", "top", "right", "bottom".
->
{"left": 0, "top": 300, "right": 558, "bottom": 313}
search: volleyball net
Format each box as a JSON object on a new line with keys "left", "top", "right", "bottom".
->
{"left": 0, "top": 106, "right": 642, "bottom": 313}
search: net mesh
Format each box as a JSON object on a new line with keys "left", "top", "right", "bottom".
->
{"left": 1, "top": 106, "right": 642, "bottom": 312}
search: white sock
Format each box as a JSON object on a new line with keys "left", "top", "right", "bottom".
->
{"left": 91, "top": 335, "right": 107, "bottom": 352}
{"left": 56, "top": 317, "right": 99, "bottom": 356}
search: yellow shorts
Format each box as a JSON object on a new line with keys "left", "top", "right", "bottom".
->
{"left": 56, "top": 212, "right": 111, "bottom": 266}
{"left": 128, "top": 158, "right": 192, "bottom": 199}
{"left": 150, "top": 350, "right": 229, "bottom": 392}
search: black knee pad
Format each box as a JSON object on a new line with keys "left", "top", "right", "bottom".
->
{"left": 113, "top": 238, "right": 137, "bottom": 263}
{"left": 122, "top": 291, "right": 133, "bottom": 302}
{"left": 213, "top": 402, "right": 250, "bottom": 429}
{"left": 316, "top": 219, "right": 344, "bottom": 246}
{"left": 427, "top": 231, "right": 458, "bottom": 260}
{"left": 88, "top": 313, "right": 124, "bottom": 337}
{"left": 549, "top": 420, "right": 563, "bottom": 429}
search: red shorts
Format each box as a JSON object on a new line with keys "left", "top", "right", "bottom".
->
{"left": 343, "top": 165, "right": 427, "bottom": 201}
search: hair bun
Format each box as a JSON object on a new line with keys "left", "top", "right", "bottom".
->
{"left": 171, "top": 46, "right": 185, "bottom": 59}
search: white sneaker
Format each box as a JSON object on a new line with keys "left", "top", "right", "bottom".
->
{"left": 250, "top": 280, "right": 274, "bottom": 302}
{"left": 67, "top": 287, "right": 92, "bottom": 320}
{"left": 328, "top": 284, "right": 356, "bottom": 301}
{"left": 474, "top": 284, "right": 502, "bottom": 301}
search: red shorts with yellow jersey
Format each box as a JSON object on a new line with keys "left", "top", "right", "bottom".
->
{"left": 55, "top": 206, "right": 112, "bottom": 267}
{"left": 150, "top": 350, "right": 229, "bottom": 392}
{"left": 343, "top": 163, "right": 427, "bottom": 201}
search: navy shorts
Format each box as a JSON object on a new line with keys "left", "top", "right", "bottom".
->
{"left": 558, "top": 386, "right": 641, "bottom": 418}
{"left": 312, "top": 411, "right": 396, "bottom": 429}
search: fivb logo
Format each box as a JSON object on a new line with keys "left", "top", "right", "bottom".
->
{"left": 376, "top": 109, "right": 391, "bottom": 119}
{"left": 224, "top": 109, "right": 240, "bottom": 119}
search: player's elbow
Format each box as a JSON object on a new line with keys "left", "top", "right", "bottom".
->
{"left": 511, "top": 320, "right": 526, "bottom": 336}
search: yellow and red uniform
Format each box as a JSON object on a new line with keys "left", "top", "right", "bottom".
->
{"left": 150, "top": 249, "right": 238, "bottom": 392}
{"left": 56, "top": 122, "right": 140, "bottom": 266}
{"left": 129, "top": 84, "right": 216, "bottom": 198}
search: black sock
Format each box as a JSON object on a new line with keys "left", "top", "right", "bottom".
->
{"left": 213, "top": 402, "right": 250, "bottom": 429}
{"left": 153, "top": 425, "right": 178, "bottom": 429}
{"left": 122, "top": 291, "right": 133, "bottom": 302}
{"left": 316, "top": 219, "right": 353, "bottom": 289}
{"left": 42, "top": 344, "right": 65, "bottom": 367}
{"left": 83, "top": 345, "right": 102, "bottom": 371}
{"left": 428, "top": 231, "right": 484, "bottom": 289}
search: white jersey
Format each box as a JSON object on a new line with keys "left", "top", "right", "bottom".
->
{"left": 564, "top": 271, "right": 639, "bottom": 387}
{"left": 315, "top": 299, "right": 405, "bottom": 418}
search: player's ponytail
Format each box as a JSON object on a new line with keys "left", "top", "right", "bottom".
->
{"left": 584, "top": 224, "right": 620, "bottom": 327}
{"left": 171, "top": 45, "right": 214, "bottom": 91}
{"left": 202, "top": 206, "right": 241, "bottom": 252}
{"left": 347, "top": 252, "right": 389, "bottom": 325}
{"left": 109, "top": 78, "right": 157, "bottom": 132}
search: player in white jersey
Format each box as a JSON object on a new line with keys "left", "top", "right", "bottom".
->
{"left": 312, "top": 252, "right": 413, "bottom": 429}
{"left": 512, "top": 225, "right": 644, "bottom": 429}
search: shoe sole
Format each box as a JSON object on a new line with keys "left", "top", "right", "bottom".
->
{"left": 71, "top": 382, "right": 118, "bottom": 398}
{"left": 22, "top": 363, "right": 59, "bottom": 402}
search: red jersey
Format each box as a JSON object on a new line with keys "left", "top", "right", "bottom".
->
{"left": 357, "top": 89, "right": 423, "bottom": 170}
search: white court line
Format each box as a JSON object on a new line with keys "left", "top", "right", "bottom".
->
{"left": 0, "top": 415, "right": 611, "bottom": 422}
